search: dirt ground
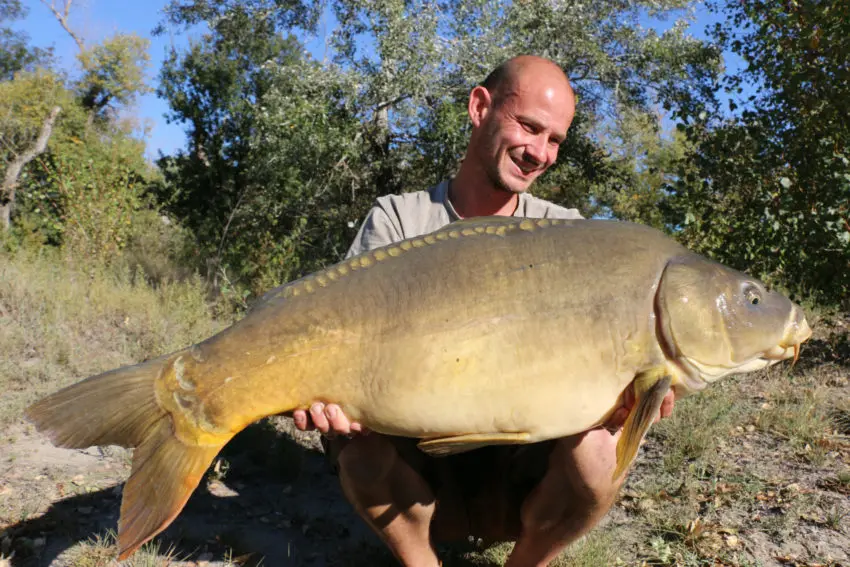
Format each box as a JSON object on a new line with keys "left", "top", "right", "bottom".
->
{"left": 1, "top": 331, "right": 848, "bottom": 566}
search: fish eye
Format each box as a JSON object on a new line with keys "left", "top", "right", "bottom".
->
{"left": 743, "top": 285, "right": 762, "bottom": 306}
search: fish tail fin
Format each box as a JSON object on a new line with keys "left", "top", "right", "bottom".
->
{"left": 25, "top": 355, "right": 170, "bottom": 449}
{"left": 25, "top": 353, "right": 225, "bottom": 559}
{"left": 117, "top": 421, "right": 222, "bottom": 559}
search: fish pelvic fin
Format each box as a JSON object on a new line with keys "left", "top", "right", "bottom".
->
{"left": 417, "top": 432, "right": 531, "bottom": 456}
{"left": 117, "top": 421, "right": 222, "bottom": 560}
{"left": 612, "top": 369, "right": 672, "bottom": 481}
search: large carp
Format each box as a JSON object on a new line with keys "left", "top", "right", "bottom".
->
{"left": 26, "top": 218, "right": 811, "bottom": 559}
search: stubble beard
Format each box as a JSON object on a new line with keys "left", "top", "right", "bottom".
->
{"left": 478, "top": 117, "right": 532, "bottom": 195}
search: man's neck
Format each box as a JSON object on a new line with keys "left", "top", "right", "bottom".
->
{"left": 449, "top": 169, "right": 519, "bottom": 219}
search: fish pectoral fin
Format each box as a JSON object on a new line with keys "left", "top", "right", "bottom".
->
{"left": 417, "top": 432, "right": 531, "bottom": 457}
{"left": 612, "top": 370, "right": 673, "bottom": 481}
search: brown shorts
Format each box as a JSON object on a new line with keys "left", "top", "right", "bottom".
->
{"left": 323, "top": 435, "right": 557, "bottom": 542}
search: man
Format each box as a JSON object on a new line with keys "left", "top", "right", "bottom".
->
{"left": 293, "top": 55, "right": 675, "bottom": 566}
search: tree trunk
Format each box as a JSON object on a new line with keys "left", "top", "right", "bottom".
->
{"left": 1, "top": 106, "right": 62, "bottom": 232}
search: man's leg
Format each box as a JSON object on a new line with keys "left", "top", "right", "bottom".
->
{"left": 505, "top": 428, "right": 625, "bottom": 567}
{"left": 335, "top": 434, "right": 443, "bottom": 567}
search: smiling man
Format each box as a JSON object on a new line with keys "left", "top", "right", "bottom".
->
{"left": 293, "top": 55, "right": 675, "bottom": 566}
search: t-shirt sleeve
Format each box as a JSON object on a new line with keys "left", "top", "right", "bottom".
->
{"left": 345, "top": 206, "right": 404, "bottom": 259}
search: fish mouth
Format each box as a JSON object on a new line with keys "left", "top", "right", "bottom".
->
{"left": 761, "top": 344, "right": 800, "bottom": 362}
{"left": 761, "top": 314, "right": 813, "bottom": 366}
{"left": 679, "top": 315, "right": 813, "bottom": 386}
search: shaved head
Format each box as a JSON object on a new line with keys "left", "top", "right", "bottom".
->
{"left": 480, "top": 55, "right": 573, "bottom": 108}
{"left": 458, "top": 54, "right": 576, "bottom": 197}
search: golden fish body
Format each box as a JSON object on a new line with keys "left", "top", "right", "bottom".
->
{"left": 26, "top": 217, "right": 811, "bottom": 558}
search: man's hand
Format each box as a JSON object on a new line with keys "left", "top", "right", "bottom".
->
{"left": 292, "top": 403, "right": 368, "bottom": 437}
{"left": 603, "top": 382, "right": 676, "bottom": 431}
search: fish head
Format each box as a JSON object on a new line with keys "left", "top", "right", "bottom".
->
{"left": 656, "top": 255, "right": 812, "bottom": 392}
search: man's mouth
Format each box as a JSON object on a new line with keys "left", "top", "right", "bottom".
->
{"left": 511, "top": 156, "right": 538, "bottom": 177}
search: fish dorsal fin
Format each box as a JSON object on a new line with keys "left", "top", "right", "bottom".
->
{"left": 450, "top": 216, "right": 523, "bottom": 228}
{"left": 254, "top": 217, "right": 573, "bottom": 310}
{"left": 447, "top": 216, "right": 574, "bottom": 232}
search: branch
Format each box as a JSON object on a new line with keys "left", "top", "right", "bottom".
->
{"left": 40, "top": 0, "right": 85, "bottom": 51}
{"left": 1, "top": 106, "right": 62, "bottom": 231}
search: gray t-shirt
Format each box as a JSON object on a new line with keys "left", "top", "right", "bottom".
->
{"left": 346, "top": 180, "right": 584, "bottom": 258}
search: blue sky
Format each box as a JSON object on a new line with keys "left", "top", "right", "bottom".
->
{"left": 18, "top": 0, "right": 190, "bottom": 159}
{"left": 15, "top": 1, "right": 732, "bottom": 160}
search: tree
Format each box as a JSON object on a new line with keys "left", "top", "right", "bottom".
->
{"left": 155, "top": 0, "right": 722, "bottom": 293}
{"left": 666, "top": 0, "right": 850, "bottom": 305}
{"left": 154, "top": 0, "right": 321, "bottom": 289}
{"left": 0, "top": 0, "right": 57, "bottom": 230}
{"left": 77, "top": 34, "right": 151, "bottom": 123}
{"left": 0, "top": 0, "right": 53, "bottom": 80}
{"left": 2, "top": 1, "right": 155, "bottom": 252}
{"left": 0, "top": 71, "right": 69, "bottom": 232}
{"left": 40, "top": 0, "right": 152, "bottom": 125}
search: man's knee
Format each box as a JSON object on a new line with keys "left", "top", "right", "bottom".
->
{"left": 552, "top": 432, "right": 625, "bottom": 503}
{"left": 519, "top": 435, "right": 623, "bottom": 533}
{"left": 337, "top": 434, "right": 400, "bottom": 488}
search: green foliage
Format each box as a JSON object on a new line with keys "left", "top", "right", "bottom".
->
{"left": 0, "top": 31, "right": 166, "bottom": 272}
{"left": 118, "top": 209, "right": 200, "bottom": 286}
{"left": 154, "top": 0, "right": 322, "bottom": 293}
{"left": 0, "top": 72, "right": 157, "bottom": 261}
{"left": 241, "top": 59, "right": 368, "bottom": 290}
{"left": 666, "top": 0, "right": 850, "bottom": 306}
{"left": 0, "top": 69, "right": 74, "bottom": 160}
{"left": 155, "top": 0, "right": 722, "bottom": 294}
{"left": 579, "top": 109, "right": 696, "bottom": 227}
{"left": 0, "top": 0, "right": 53, "bottom": 80}
{"left": 76, "top": 33, "right": 152, "bottom": 118}
{"left": 42, "top": 135, "right": 151, "bottom": 264}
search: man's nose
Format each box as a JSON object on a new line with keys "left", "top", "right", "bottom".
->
{"left": 524, "top": 135, "right": 548, "bottom": 165}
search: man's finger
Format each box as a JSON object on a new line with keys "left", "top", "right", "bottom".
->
{"left": 603, "top": 406, "right": 630, "bottom": 431}
{"left": 310, "top": 403, "right": 331, "bottom": 434}
{"left": 659, "top": 390, "right": 675, "bottom": 419}
{"left": 324, "top": 404, "right": 351, "bottom": 435}
{"left": 293, "top": 409, "right": 313, "bottom": 432}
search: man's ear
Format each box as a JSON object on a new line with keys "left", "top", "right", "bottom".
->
{"left": 468, "top": 86, "right": 493, "bottom": 128}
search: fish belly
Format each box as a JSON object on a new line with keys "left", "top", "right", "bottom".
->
{"left": 344, "top": 309, "right": 647, "bottom": 442}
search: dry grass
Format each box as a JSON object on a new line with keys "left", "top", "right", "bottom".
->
{"left": 2, "top": 244, "right": 847, "bottom": 566}
{"left": 0, "top": 247, "right": 226, "bottom": 428}
{"left": 65, "top": 530, "right": 246, "bottom": 567}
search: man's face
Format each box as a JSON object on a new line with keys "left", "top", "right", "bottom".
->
{"left": 475, "top": 80, "right": 574, "bottom": 194}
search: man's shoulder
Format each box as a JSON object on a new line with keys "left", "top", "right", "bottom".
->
{"left": 371, "top": 182, "right": 452, "bottom": 239}
{"left": 519, "top": 193, "right": 584, "bottom": 220}
{"left": 374, "top": 183, "right": 446, "bottom": 216}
